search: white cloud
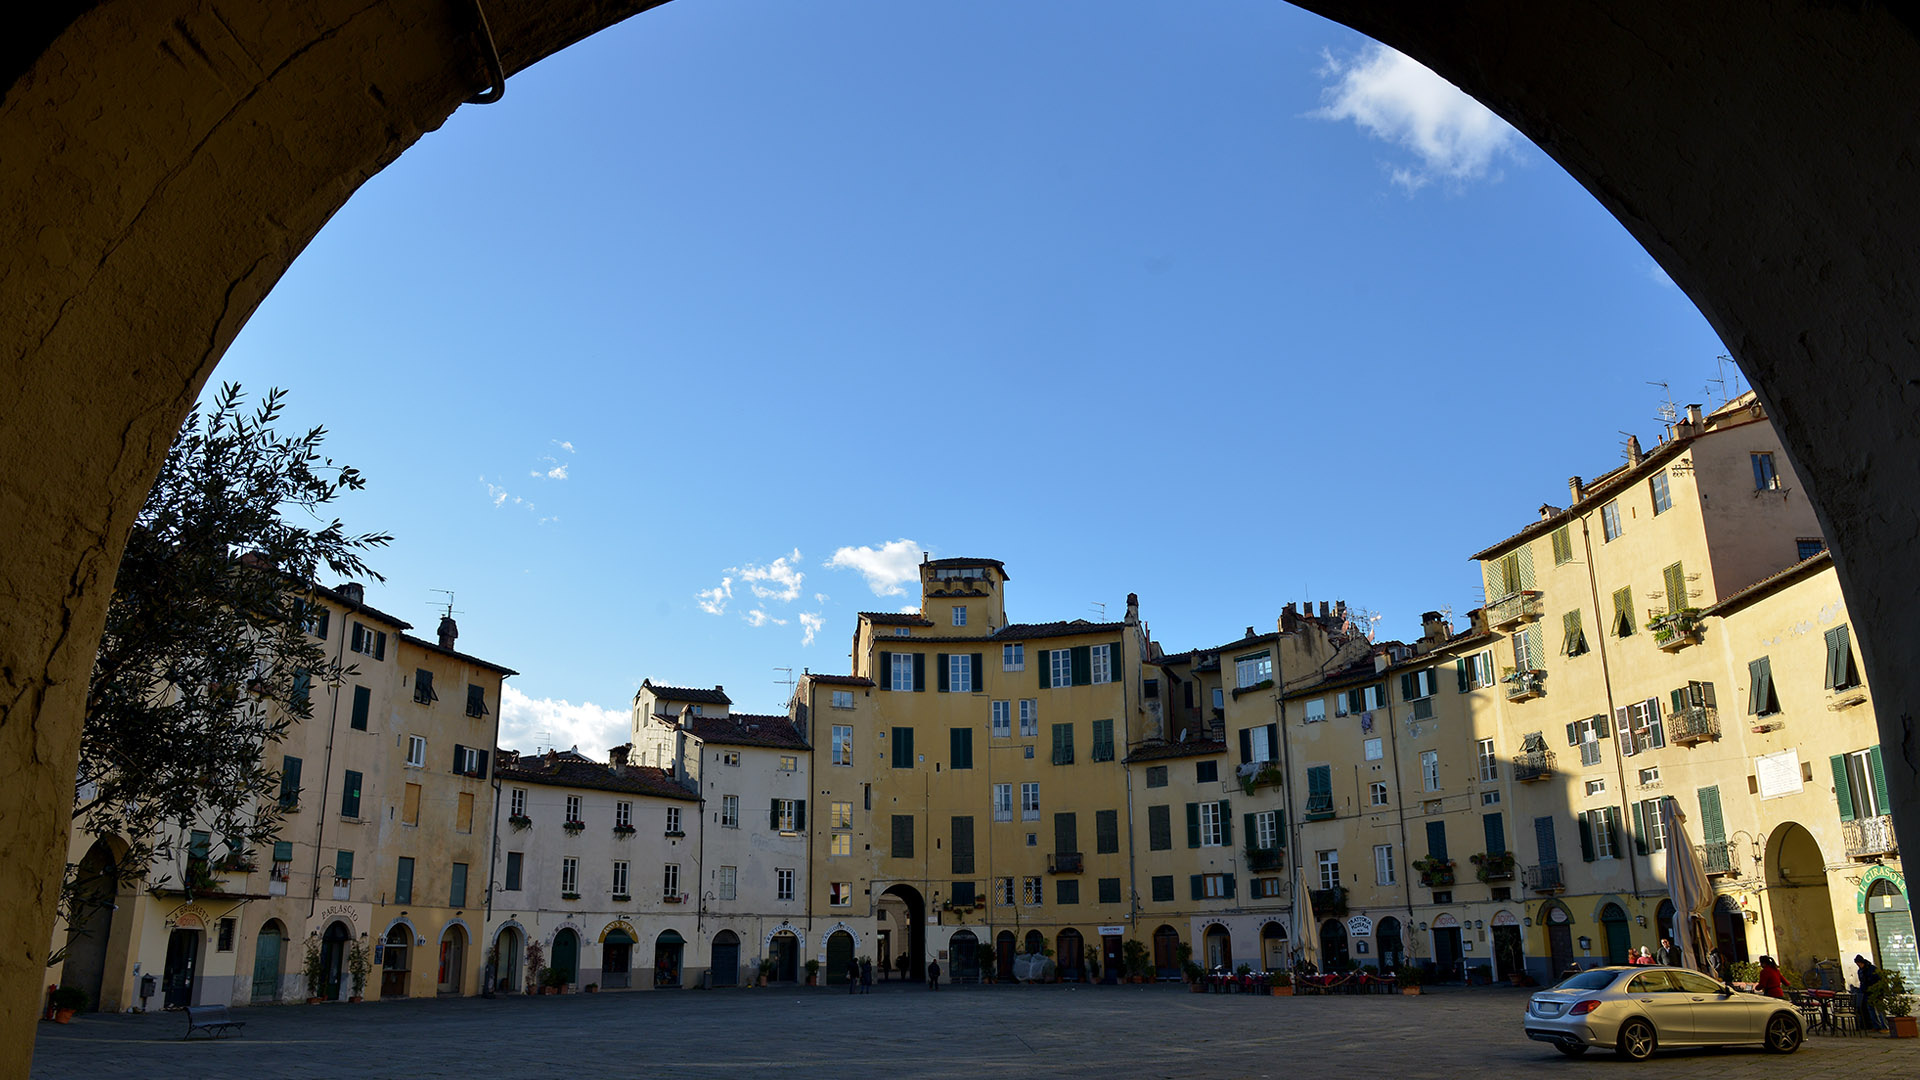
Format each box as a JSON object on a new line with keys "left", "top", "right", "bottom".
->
{"left": 814, "top": 593, "right": 829, "bottom": 605}
{"left": 697, "top": 577, "right": 733, "bottom": 615}
{"left": 826, "top": 539, "right": 923, "bottom": 597}
{"left": 498, "top": 684, "right": 628, "bottom": 757}
{"left": 553, "top": 439, "right": 576, "bottom": 454}
{"left": 897, "top": 604, "right": 921, "bottom": 614}
{"left": 1643, "top": 261, "right": 1677, "bottom": 290}
{"left": 734, "top": 549, "right": 805, "bottom": 603}
{"left": 481, "top": 477, "right": 535, "bottom": 513}
{"left": 1313, "top": 43, "right": 1522, "bottom": 192}
{"left": 744, "top": 607, "right": 788, "bottom": 628}
{"left": 799, "top": 612, "right": 825, "bottom": 646}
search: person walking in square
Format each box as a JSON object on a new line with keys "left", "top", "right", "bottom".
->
{"left": 1657, "top": 936, "right": 1682, "bottom": 967}
{"left": 1853, "top": 955, "right": 1887, "bottom": 1031}
{"left": 927, "top": 959, "right": 941, "bottom": 990}
{"left": 860, "top": 958, "right": 873, "bottom": 994}
{"left": 847, "top": 959, "right": 860, "bottom": 994}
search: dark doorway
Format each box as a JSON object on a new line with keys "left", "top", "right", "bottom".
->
{"left": 654, "top": 930, "right": 685, "bottom": 987}
{"left": 602, "top": 930, "right": 632, "bottom": 989}
{"left": 711, "top": 930, "right": 740, "bottom": 987}
{"left": 1057, "top": 929, "right": 1085, "bottom": 981}
{"left": 1712, "top": 896, "right": 1750, "bottom": 965}
{"left": 1152, "top": 925, "right": 1180, "bottom": 979}
{"left": 1656, "top": 899, "right": 1676, "bottom": 945}
{"left": 1318, "top": 919, "right": 1348, "bottom": 969}
{"left": 63, "top": 840, "right": 117, "bottom": 1011}
{"left": 826, "top": 931, "right": 856, "bottom": 985}
{"left": 380, "top": 925, "right": 410, "bottom": 998}
{"left": 1259, "top": 923, "right": 1286, "bottom": 971}
{"left": 880, "top": 884, "right": 926, "bottom": 980}
{"left": 319, "top": 921, "right": 350, "bottom": 1000}
{"left": 1377, "top": 917, "right": 1404, "bottom": 971}
{"left": 1492, "top": 923, "right": 1524, "bottom": 980}
{"left": 1547, "top": 918, "right": 1574, "bottom": 977}
{"left": 551, "top": 929, "right": 580, "bottom": 985}
{"left": 1866, "top": 879, "right": 1918, "bottom": 987}
{"left": 1432, "top": 925, "right": 1463, "bottom": 981}
{"left": 1101, "top": 932, "right": 1122, "bottom": 984}
{"left": 1600, "top": 904, "right": 1630, "bottom": 966}
{"left": 251, "top": 921, "right": 285, "bottom": 1004}
{"left": 162, "top": 927, "right": 200, "bottom": 1008}
{"left": 767, "top": 931, "right": 798, "bottom": 983}
{"left": 1205, "top": 925, "right": 1232, "bottom": 972}
{"left": 996, "top": 931, "right": 1016, "bottom": 980}
{"left": 950, "top": 930, "right": 978, "bottom": 982}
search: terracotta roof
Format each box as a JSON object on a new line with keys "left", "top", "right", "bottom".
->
{"left": 397, "top": 632, "right": 519, "bottom": 677}
{"left": 860, "top": 612, "right": 934, "bottom": 626}
{"left": 1703, "top": 549, "right": 1833, "bottom": 616}
{"left": 687, "top": 713, "right": 810, "bottom": 751}
{"left": 804, "top": 673, "right": 875, "bottom": 687}
{"left": 639, "top": 680, "right": 732, "bottom": 705}
{"left": 1125, "top": 738, "right": 1229, "bottom": 763}
{"left": 495, "top": 756, "right": 699, "bottom": 801}
{"left": 309, "top": 581, "right": 413, "bottom": 631}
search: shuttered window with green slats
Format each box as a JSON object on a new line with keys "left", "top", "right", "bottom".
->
{"left": 1824, "top": 625, "right": 1859, "bottom": 690}
{"left": 1612, "top": 587, "right": 1635, "bottom": 637}
{"left": 1563, "top": 609, "right": 1588, "bottom": 656}
{"left": 1748, "top": 657, "right": 1778, "bottom": 715}
{"left": 1662, "top": 561, "right": 1688, "bottom": 612}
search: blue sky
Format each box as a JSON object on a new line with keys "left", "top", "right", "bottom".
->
{"left": 212, "top": 0, "right": 1734, "bottom": 754}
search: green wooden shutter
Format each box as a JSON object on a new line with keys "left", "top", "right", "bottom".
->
{"left": 1218, "top": 803, "right": 1232, "bottom": 846}
{"left": 1149, "top": 805, "right": 1171, "bottom": 850}
{"left": 1630, "top": 801, "right": 1650, "bottom": 855}
{"left": 1054, "top": 812, "right": 1077, "bottom": 854}
{"left": 1348, "top": 688, "right": 1364, "bottom": 714}
{"left": 1092, "top": 719, "right": 1113, "bottom": 761}
{"left": 1830, "top": 755, "right": 1855, "bottom": 821}
{"left": 349, "top": 684, "right": 369, "bottom": 729}
{"left": 1186, "top": 803, "right": 1201, "bottom": 848}
{"left": 1190, "top": 875, "right": 1204, "bottom": 901}
{"left": 1400, "top": 672, "right": 1415, "bottom": 701}
{"left": 1223, "top": 874, "right": 1237, "bottom": 899}
{"left": 892, "top": 814, "right": 914, "bottom": 858}
{"left": 1749, "top": 657, "right": 1772, "bottom": 714}
{"left": 1868, "top": 746, "right": 1889, "bottom": 816}
{"left": 951, "top": 728, "right": 972, "bottom": 769}
{"left": 972, "top": 653, "right": 984, "bottom": 689}
{"left": 878, "top": 651, "right": 893, "bottom": 690}
{"left": 1566, "top": 721, "right": 1580, "bottom": 746}
{"left": 795, "top": 799, "right": 806, "bottom": 830}
{"left": 279, "top": 755, "right": 303, "bottom": 806}
{"left": 273, "top": 840, "right": 293, "bottom": 862}
{"left": 335, "top": 850, "right": 354, "bottom": 880}
{"left": 771, "top": 802, "right": 782, "bottom": 830}
{"left": 937, "top": 654, "right": 949, "bottom": 693}
{"left": 1096, "top": 809, "right": 1118, "bottom": 854}
{"left": 395, "top": 857, "right": 414, "bottom": 904}
{"left": 1039, "top": 650, "right": 1051, "bottom": 689}
{"left": 912, "top": 653, "right": 926, "bottom": 692}
{"left": 1239, "top": 729, "right": 1253, "bottom": 764}
{"left": 1664, "top": 562, "right": 1687, "bottom": 612}
{"left": 341, "top": 769, "right": 362, "bottom": 818}
{"left": 1457, "top": 659, "right": 1470, "bottom": 693}
{"left": 1071, "top": 646, "right": 1092, "bottom": 686}
{"left": 1108, "top": 642, "right": 1122, "bottom": 683}
{"left": 1244, "top": 812, "right": 1258, "bottom": 850}
{"left": 1577, "top": 812, "right": 1595, "bottom": 861}
{"left": 952, "top": 816, "right": 974, "bottom": 875}
{"left": 1697, "top": 786, "right": 1725, "bottom": 843}
{"left": 1425, "top": 820, "right": 1448, "bottom": 862}
{"left": 1483, "top": 812, "right": 1505, "bottom": 854}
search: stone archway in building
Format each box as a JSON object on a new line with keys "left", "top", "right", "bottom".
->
{"left": 1766, "top": 822, "right": 1840, "bottom": 971}
{"left": 59, "top": 839, "right": 119, "bottom": 1011}
{"left": 878, "top": 884, "right": 926, "bottom": 981}
{"left": 8, "top": 1, "right": 1920, "bottom": 1060}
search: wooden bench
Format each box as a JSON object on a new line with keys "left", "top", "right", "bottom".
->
{"left": 183, "top": 1003, "right": 245, "bottom": 1039}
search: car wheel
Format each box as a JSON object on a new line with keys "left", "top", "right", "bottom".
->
{"left": 1616, "top": 1019, "right": 1656, "bottom": 1061}
{"left": 1554, "top": 1042, "right": 1589, "bottom": 1057}
{"left": 1764, "top": 1013, "right": 1803, "bottom": 1053}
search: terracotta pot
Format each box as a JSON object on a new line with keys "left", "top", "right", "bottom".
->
{"left": 543, "top": 986, "right": 558, "bottom": 995}
{"left": 53, "top": 1009, "right": 76, "bottom": 1024}
{"left": 348, "top": 995, "right": 363, "bottom": 1003}
{"left": 1401, "top": 986, "right": 1422, "bottom": 995}
{"left": 307, "top": 997, "right": 324, "bottom": 1004}
{"left": 1889, "top": 1015, "right": 1917, "bottom": 1038}
{"left": 1271, "top": 986, "right": 1294, "bottom": 996}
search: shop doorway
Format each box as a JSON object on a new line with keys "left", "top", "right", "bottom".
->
{"left": 437, "top": 924, "right": 466, "bottom": 995}
{"left": 949, "top": 930, "right": 978, "bottom": 983}
{"left": 492, "top": 926, "right": 523, "bottom": 994}
{"left": 996, "top": 931, "right": 1016, "bottom": 981}
{"left": 380, "top": 925, "right": 410, "bottom": 998}
{"left": 1152, "top": 925, "right": 1180, "bottom": 979}
{"left": 1867, "top": 879, "right": 1918, "bottom": 986}
{"left": 1260, "top": 923, "right": 1288, "bottom": 971}
{"left": 655, "top": 930, "right": 685, "bottom": 987}
{"left": 1599, "top": 904, "right": 1631, "bottom": 966}
{"left": 251, "top": 920, "right": 285, "bottom": 1003}
{"left": 710, "top": 930, "right": 740, "bottom": 987}
{"left": 827, "top": 930, "right": 857, "bottom": 985}
{"left": 602, "top": 929, "right": 633, "bottom": 989}
{"left": 551, "top": 929, "right": 580, "bottom": 987}
{"left": 319, "top": 921, "right": 350, "bottom": 1000}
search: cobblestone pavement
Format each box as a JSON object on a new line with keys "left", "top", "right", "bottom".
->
{"left": 30, "top": 983, "right": 1919, "bottom": 1080}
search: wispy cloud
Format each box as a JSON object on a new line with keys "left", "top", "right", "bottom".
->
{"left": 498, "top": 685, "right": 628, "bottom": 757}
{"left": 480, "top": 476, "right": 538, "bottom": 514}
{"left": 744, "top": 608, "right": 788, "bottom": 628}
{"left": 736, "top": 549, "right": 805, "bottom": 603}
{"left": 531, "top": 461, "right": 569, "bottom": 480}
{"left": 799, "top": 612, "right": 825, "bottom": 646}
{"left": 1643, "top": 261, "right": 1677, "bottom": 290}
{"left": 697, "top": 577, "right": 733, "bottom": 615}
{"left": 553, "top": 439, "right": 575, "bottom": 454}
{"left": 826, "top": 539, "right": 923, "bottom": 597}
{"left": 1312, "top": 43, "right": 1523, "bottom": 192}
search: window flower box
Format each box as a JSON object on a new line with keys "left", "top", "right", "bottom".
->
{"left": 611, "top": 824, "right": 636, "bottom": 837}
{"left": 611, "top": 893, "right": 631, "bottom": 903}
{"left": 561, "top": 891, "right": 581, "bottom": 901}
{"left": 1470, "top": 851, "right": 1515, "bottom": 881}
{"left": 662, "top": 893, "right": 686, "bottom": 904}
{"left": 562, "top": 820, "right": 585, "bottom": 835}
{"left": 1651, "top": 608, "right": 1703, "bottom": 651}
{"left": 508, "top": 814, "right": 532, "bottom": 831}
{"left": 1412, "top": 857, "right": 1456, "bottom": 888}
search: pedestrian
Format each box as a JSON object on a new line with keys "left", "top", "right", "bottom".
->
{"left": 1756, "top": 955, "right": 1787, "bottom": 999}
{"left": 860, "top": 957, "right": 873, "bottom": 994}
{"left": 927, "top": 959, "right": 941, "bottom": 990}
{"left": 847, "top": 959, "right": 859, "bottom": 994}
{"left": 1853, "top": 955, "right": 1887, "bottom": 1031}
{"left": 1707, "top": 948, "right": 1726, "bottom": 982}
{"left": 1631, "top": 946, "right": 1652, "bottom": 965}
{"left": 1657, "top": 936, "right": 1682, "bottom": 967}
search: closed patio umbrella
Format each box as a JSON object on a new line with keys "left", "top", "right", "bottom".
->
{"left": 1663, "top": 795, "right": 1715, "bottom": 968}
{"left": 1294, "top": 859, "right": 1320, "bottom": 969}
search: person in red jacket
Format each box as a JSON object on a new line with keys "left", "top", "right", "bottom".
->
{"left": 1756, "top": 956, "right": 1788, "bottom": 998}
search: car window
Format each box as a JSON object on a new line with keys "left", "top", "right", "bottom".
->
{"left": 1671, "top": 971, "right": 1725, "bottom": 994}
{"left": 1628, "top": 971, "right": 1678, "bottom": 993}
{"left": 1559, "top": 969, "right": 1622, "bottom": 991}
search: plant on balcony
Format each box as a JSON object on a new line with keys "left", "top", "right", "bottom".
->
{"left": 562, "top": 819, "right": 585, "bottom": 835}
{"left": 1311, "top": 886, "right": 1348, "bottom": 917}
{"left": 214, "top": 852, "right": 257, "bottom": 874}
{"left": 1244, "top": 839, "right": 1284, "bottom": 872}
{"left": 1650, "top": 607, "right": 1702, "bottom": 644}
{"left": 611, "top": 823, "right": 636, "bottom": 837}
{"left": 1240, "top": 762, "right": 1285, "bottom": 795}
{"left": 508, "top": 813, "right": 532, "bottom": 830}
{"left": 612, "top": 893, "right": 631, "bottom": 902}
{"left": 1411, "top": 857, "right": 1455, "bottom": 888}
{"left": 561, "top": 891, "right": 581, "bottom": 901}
{"left": 1471, "top": 851, "right": 1516, "bottom": 881}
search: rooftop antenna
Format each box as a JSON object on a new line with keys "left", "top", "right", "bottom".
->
{"left": 1089, "top": 601, "right": 1107, "bottom": 620}
{"left": 1618, "top": 430, "right": 1638, "bottom": 462}
{"left": 534, "top": 729, "right": 555, "bottom": 755}
{"left": 1707, "top": 353, "right": 1744, "bottom": 409}
{"left": 773, "top": 666, "right": 795, "bottom": 697}
{"left": 428, "top": 589, "right": 462, "bottom": 619}
{"left": 1647, "top": 381, "right": 1677, "bottom": 429}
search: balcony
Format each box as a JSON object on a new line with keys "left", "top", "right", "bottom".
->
{"left": 1414, "top": 858, "right": 1456, "bottom": 888}
{"left": 1304, "top": 796, "right": 1335, "bottom": 822}
{"left": 1245, "top": 846, "right": 1285, "bottom": 873}
{"left": 1843, "top": 814, "right": 1899, "bottom": 860}
{"left": 1471, "top": 851, "right": 1516, "bottom": 882}
{"left": 1523, "top": 863, "right": 1565, "bottom": 893}
{"left": 1651, "top": 609, "right": 1704, "bottom": 652}
{"left": 1048, "top": 852, "right": 1085, "bottom": 874}
{"left": 1698, "top": 840, "right": 1740, "bottom": 877}
{"left": 1310, "top": 887, "right": 1348, "bottom": 917}
{"left": 1669, "top": 705, "right": 1720, "bottom": 746}
{"left": 1504, "top": 669, "right": 1547, "bottom": 702}
{"left": 1513, "top": 750, "right": 1555, "bottom": 782}
{"left": 1487, "top": 590, "right": 1544, "bottom": 632}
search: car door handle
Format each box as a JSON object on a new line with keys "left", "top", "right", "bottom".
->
{"left": 1690, "top": 997, "right": 1705, "bottom": 1001}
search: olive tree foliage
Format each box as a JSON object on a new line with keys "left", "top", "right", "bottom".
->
{"left": 62, "top": 384, "right": 389, "bottom": 948}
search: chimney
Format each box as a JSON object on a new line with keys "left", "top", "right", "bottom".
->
{"left": 1538, "top": 503, "right": 1562, "bottom": 521}
{"left": 498, "top": 749, "right": 519, "bottom": 771}
{"left": 1125, "top": 593, "right": 1139, "bottom": 625}
{"left": 1245, "top": 626, "right": 1256, "bottom": 639}
{"left": 1319, "top": 601, "right": 1331, "bottom": 619}
{"left": 1687, "top": 403, "right": 1704, "bottom": 427}
{"left": 1421, "top": 610, "right": 1451, "bottom": 644}
{"left": 1627, "top": 435, "right": 1643, "bottom": 466}
{"left": 337, "top": 582, "right": 364, "bottom": 606}
{"left": 437, "top": 614, "right": 458, "bottom": 650}
{"left": 609, "top": 743, "right": 630, "bottom": 774}
{"left": 1568, "top": 476, "right": 1584, "bottom": 504}
{"left": 1334, "top": 600, "right": 1347, "bottom": 620}
{"left": 544, "top": 749, "right": 557, "bottom": 770}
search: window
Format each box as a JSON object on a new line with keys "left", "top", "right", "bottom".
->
{"left": 992, "top": 783, "right": 1012, "bottom": 822}
{"left": 665, "top": 805, "right": 681, "bottom": 834}
{"left": 831, "top": 689, "right": 854, "bottom": 709}
{"left": 1023, "top": 876, "right": 1043, "bottom": 905}
{"left": 1563, "top": 609, "right": 1589, "bottom": 657}
{"left": 1617, "top": 698, "right": 1667, "bottom": 754}
{"left": 395, "top": 856, "right": 414, "bottom": 904}
{"left": 1752, "top": 452, "right": 1779, "bottom": 491}
{"left": 612, "top": 860, "right": 630, "bottom": 897}
{"left": 450, "top": 861, "right": 468, "bottom": 907}
{"left": 1018, "top": 699, "right": 1038, "bottom": 736}
{"left": 830, "top": 881, "right": 852, "bottom": 906}
{"left": 832, "top": 725, "right": 853, "bottom": 765}
{"left": 1197, "top": 801, "right": 1225, "bottom": 847}
{"left": 895, "top": 627, "right": 910, "bottom": 636}
{"left": 1056, "top": 879, "right": 1079, "bottom": 905}
{"left": 1049, "top": 648, "right": 1073, "bottom": 688}
{"left": 773, "top": 798, "right": 800, "bottom": 833}
{"left": 1020, "top": 782, "right": 1040, "bottom": 821}
{"left": 1003, "top": 643, "right": 1024, "bottom": 671}
{"left": 1251, "top": 877, "right": 1284, "bottom": 898}
{"left": 720, "top": 751, "right": 740, "bottom": 767}
{"left": 953, "top": 605, "right": 967, "bottom": 627}
{"left": 1235, "top": 651, "right": 1272, "bottom": 688}
{"left": 830, "top": 833, "right": 851, "bottom": 857}
{"left": 349, "top": 621, "right": 386, "bottom": 659}
{"left": 664, "top": 862, "right": 680, "bottom": 896}
{"left": 991, "top": 700, "right": 1011, "bottom": 737}
{"left": 1421, "top": 750, "right": 1440, "bottom": 791}
{"left": 1213, "top": 687, "right": 1225, "bottom": 710}
{"left": 333, "top": 849, "right": 354, "bottom": 884}
{"left": 888, "top": 652, "right": 917, "bottom": 692}
{"left": 1551, "top": 524, "right": 1573, "bottom": 565}
{"left": 466, "top": 683, "right": 488, "bottom": 718}
{"left": 1477, "top": 738, "right": 1497, "bottom": 782}
{"left": 504, "top": 851, "right": 523, "bottom": 891}
{"left": 1374, "top": 844, "right": 1396, "bottom": 885}
{"left": 1612, "top": 586, "right": 1635, "bottom": 637}
{"left": 1195, "top": 760, "right": 1218, "bottom": 784}
{"left": 1837, "top": 747, "right": 1888, "bottom": 818}
{"left": 1098, "top": 877, "right": 1122, "bottom": 904}
{"left": 455, "top": 791, "right": 473, "bottom": 833}
{"left": 1196, "top": 874, "right": 1231, "bottom": 899}
{"left": 1303, "top": 698, "right": 1327, "bottom": 723}
{"left": 1482, "top": 791, "right": 1501, "bottom": 806}
{"left": 1585, "top": 807, "right": 1621, "bottom": 859}
{"left": 561, "top": 857, "right": 578, "bottom": 895}
{"left": 1400, "top": 669, "right": 1438, "bottom": 701}
{"left": 294, "top": 599, "right": 330, "bottom": 639}
{"left": 718, "top": 865, "right": 737, "bottom": 901}
{"left": 1091, "top": 718, "right": 1114, "bottom": 761}
{"left": 1634, "top": 799, "right": 1668, "bottom": 853}
{"left": 831, "top": 801, "right": 852, "bottom": 828}
{"left": 721, "top": 794, "right": 739, "bottom": 828}
{"left": 1797, "top": 537, "right": 1827, "bottom": 561}
{"left": 1151, "top": 875, "right": 1175, "bottom": 903}
{"left": 1585, "top": 778, "right": 1607, "bottom": 796}
{"left": 1661, "top": 561, "right": 1689, "bottom": 613}
{"left": 998, "top": 877, "right": 1016, "bottom": 905}
{"left": 779, "top": 754, "right": 797, "bottom": 772}
{"left": 278, "top": 754, "right": 302, "bottom": 808}
{"left": 1146, "top": 804, "right": 1173, "bottom": 850}
{"left": 1240, "top": 723, "right": 1276, "bottom": 764}
{"left": 1601, "top": 500, "right": 1623, "bottom": 541}
{"left": 1456, "top": 650, "right": 1496, "bottom": 690}
{"left": 1051, "top": 722, "right": 1074, "bottom": 765}
{"left": 1369, "top": 781, "right": 1388, "bottom": 806}
{"left": 1650, "top": 469, "right": 1672, "bottom": 514}
{"left": 1252, "top": 809, "right": 1278, "bottom": 850}
{"left": 947, "top": 653, "right": 974, "bottom": 693}
{"left": 412, "top": 668, "right": 437, "bottom": 705}
{"left": 405, "top": 735, "right": 425, "bottom": 768}
{"left": 1568, "top": 714, "right": 1608, "bottom": 766}
{"left": 890, "top": 815, "right": 914, "bottom": 857}
{"left": 951, "top": 727, "right": 973, "bottom": 768}
{"left": 1511, "top": 629, "right": 1536, "bottom": 674}
{"left": 1824, "top": 625, "right": 1859, "bottom": 691}
{"left": 1145, "top": 765, "right": 1168, "bottom": 788}
{"left": 340, "top": 769, "right": 362, "bottom": 818}
{"left": 349, "top": 685, "right": 369, "bottom": 730}
{"left": 1638, "top": 766, "right": 1661, "bottom": 786}
{"left": 1317, "top": 849, "right": 1340, "bottom": 890}
{"left": 565, "top": 795, "right": 582, "bottom": 823}
{"left": 1091, "top": 644, "right": 1113, "bottom": 685}
{"left": 1364, "top": 737, "right": 1383, "bottom": 761}
{"left": 1334, "top": 691, "right": 1348, "bottom": 717}
{"left": 1095, "top": 808, "right": 1120, "bottom": 855}
{"left": 891, "top": 727, "right": 915, "bottom": 768}
{"left": 453, "top": 744, "right": 485, "bottom": 777}
{"left": 510, "top": 787, "right": 526, "bottom": 818}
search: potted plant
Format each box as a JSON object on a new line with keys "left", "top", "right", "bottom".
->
{"left": 804, "top": 958, "right": 820, "bottom": 986}
{"left": 508, "top": 812, "right": 532, "bottom": 830}
{"left": 1123, "top": 939, "right": 1151, "bottom": 984}
{"left": 1184, "top": 961, "right": 1205, "bottom": 991}
{"left": 1397, "top": 965, "right": 1424, "bottom": 995}
{"left": 346, "top": 938, "right": 371, "bottom": 1002}
{"left": 1728, "top": 959, "right": 1761, "bottom": 991}
{"left": 303, "top": 932, "right": 326, "bottom": 1003}
{"left": 1271, "top": 969, "right": 1294, "bottom": 996}
{"left": 562, "top": 819, "right": 586, "bottom": 835}
{"left": 758, "top": 957, "right": 774, "bottom": 987}
{"left": 524, "top": 940, "right": 545, "bottom": 995}
{"left": 1411, "top": 856, "right": 1456, "bottom": 888}
{"left": 1868, "top": 970, "right": 1915, "bottom": 1037}
{"left": 48, "top": 985, "right": 88, "bottom": 1023}
{"left": 539, "top": 966, "right": 566, "bottom": 994}
{"left": 584, "top": 981, "right": 599, "bottom": 994}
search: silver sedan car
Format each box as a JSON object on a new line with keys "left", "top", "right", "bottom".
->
{"left": 1524, "top": 966, "right": 1804, "bottom": 1059}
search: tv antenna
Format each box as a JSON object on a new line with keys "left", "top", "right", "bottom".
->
{"left": 1707, "top": 354, "right": 1745, "bottom": 408}
{"left": 1647, "top": 381, "right": 1676, "bottom": 426}
{"left": 1089, "top": 601, "right": 1107, "bottom": 620}
{"left": 429, "top": 589, "right": 462, "bottom": 619}
{"left": 773, "top": 667, "right": 796, "bottom": 697}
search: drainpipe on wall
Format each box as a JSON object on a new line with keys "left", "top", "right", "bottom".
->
{"left": 306, "top": 595, "right": 351, "bottom": 922}
{"left": 1581, "top": 518, "right": 1644, "bottom": 900}
{"left": 482, "top": 671, "right": 508, "bottom": 995}
{"left": 1382, "top": 687, "right": 1418, "bottom": 958}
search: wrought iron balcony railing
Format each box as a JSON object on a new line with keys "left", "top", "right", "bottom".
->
{"left": 1504, "top": 669, "right": 1547, "bottom": 702}
{"left": 1513, "top": 750, "right": 1555, "bottom": 782}
{"left": 1669, "top": 705, "right": 1719, "bottom": 746}
{"left": 1487, "top": 590, "right": 1544, "bottom": 631}
{"left": 1523, "top": 863, "right": 1565, "bottom": 893}
{"left": 1698, "top": 840, "right": 1739, "bottom": 876}
{"left": 1843, "top": 815, "right": 1898, "bottom": 860}
{"left": 1048, "top": 852, "right": 1085, "bottom": 874}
